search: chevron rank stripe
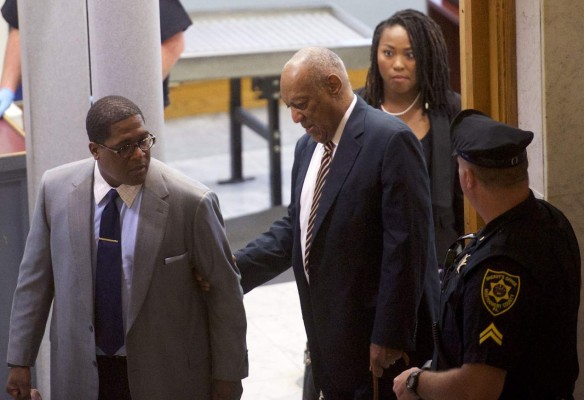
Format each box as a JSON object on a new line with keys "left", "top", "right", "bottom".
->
{"left": 479, "top": 322, "right": 503, "bottom": 346}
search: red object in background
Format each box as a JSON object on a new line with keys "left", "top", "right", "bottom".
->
{"left": 427, "top": 0, "right": 460, "bottom": 93}
{"left": 0, "top": 118, "right": 25, "bottom": 155}
{"left": 428, "top": 0, "right": 459, "bottom": 24}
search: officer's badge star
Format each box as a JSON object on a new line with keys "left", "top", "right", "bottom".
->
{"left": 488, "top": 279, "right": 511, "bottom": 302}
{"left": 456, "top": 254, "right": 470, "bottom": 273}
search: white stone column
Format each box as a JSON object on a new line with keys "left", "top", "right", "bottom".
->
{"left": 20, "top": 0, "right": 92, "bottom": 208}
{"left": 87, "top": 0, "right": 164, "bottom": 157}
{"left": 19, "top": 2, "right": 92, "bottom": 396}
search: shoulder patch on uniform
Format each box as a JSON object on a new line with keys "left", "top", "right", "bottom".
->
{"left": 479, "top": 322, "right": 503, "bottom": 346}
{"left": 481, "top": 269, "right": 520, "bottom": 316}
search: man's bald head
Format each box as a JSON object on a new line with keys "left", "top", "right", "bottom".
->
{"left": 280, "top": 47, "right": 355, "bottom": 143}
{"left": 283, "top": 47, "right": 352, "bottom": 94}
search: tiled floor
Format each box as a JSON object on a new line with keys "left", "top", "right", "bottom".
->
{"left": 164, "top": 106, "right": 307, "bottom": 399}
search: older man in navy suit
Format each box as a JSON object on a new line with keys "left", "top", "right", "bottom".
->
{"left": 235, "top": 47, "right": 440, "bottom": 399}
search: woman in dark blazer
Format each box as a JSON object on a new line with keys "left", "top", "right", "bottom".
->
{"left": 360, "top": 9, "right": 463, "bottom": 265}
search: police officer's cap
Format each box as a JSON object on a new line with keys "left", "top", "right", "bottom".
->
{"left": 451, "top": 109, "right": 534, "bottom": 168}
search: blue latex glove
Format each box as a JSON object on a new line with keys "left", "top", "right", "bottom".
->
{"left": 0, "top": 87, "right": 15, "bottom": 116}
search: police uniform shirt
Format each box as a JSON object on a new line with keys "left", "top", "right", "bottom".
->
{"left": 160, "top": 0, "right": 192, "bottom": 43}
{"left": 1, "top": 0, "right": 17, "bottom": 29}
{"left": 437, "top": 192, "right": 580, "bottom": 399}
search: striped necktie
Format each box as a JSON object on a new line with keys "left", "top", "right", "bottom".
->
{"left": 304, "top": 141, "right": 335, "bottom": 278}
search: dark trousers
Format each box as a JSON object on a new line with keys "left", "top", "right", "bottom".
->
{"left": 318, "top": 359, "right": 409, "bottom": 400}
{"left": 303, "top": 360, "right": 320, "bottom": 400}
{"left": 321, "top": 375, "right": 395, "bottom": 400}
{"left": 97, "top": 355, "right": 132, "bottom": 400}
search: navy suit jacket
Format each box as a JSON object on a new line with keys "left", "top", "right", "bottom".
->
{"left": 236, "top": 97, "right": 439, "bottom": 392}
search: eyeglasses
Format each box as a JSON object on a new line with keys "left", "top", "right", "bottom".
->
{"left": 97, "top": 133, "right": 156, "bottom": 158}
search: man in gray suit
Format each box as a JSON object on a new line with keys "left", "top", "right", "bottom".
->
{"left": 5, "top": 95, "right": 247, "bottom": 400}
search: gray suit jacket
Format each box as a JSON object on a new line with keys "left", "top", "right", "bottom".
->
{"left": 7, "top": 158, "right": 247, "bottom": 400}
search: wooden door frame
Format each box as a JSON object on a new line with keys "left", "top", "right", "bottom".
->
{"left": 459, "top": 0, "right": 517, "bottom": 233}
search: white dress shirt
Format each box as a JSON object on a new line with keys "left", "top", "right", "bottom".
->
{"left": 93, "top": 162, "right": 143, "bottom": 355}
{"left": 300, "top": 95, "right": 357, "bottom": 281}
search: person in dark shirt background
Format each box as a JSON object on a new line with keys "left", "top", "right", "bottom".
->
{"left": 0, "top": 0, "right": 191, "bottom": 114}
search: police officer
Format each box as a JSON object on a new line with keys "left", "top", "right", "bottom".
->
{"left": 393, "top": 109, "right": 581, "bottom": 399}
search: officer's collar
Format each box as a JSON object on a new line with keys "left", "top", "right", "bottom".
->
{"left": 477, "top": 191, "right": 536, "bottom": 239}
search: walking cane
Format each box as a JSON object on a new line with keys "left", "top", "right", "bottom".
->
{"left": 372, "top": 352, "right": 410, "bottom": 400}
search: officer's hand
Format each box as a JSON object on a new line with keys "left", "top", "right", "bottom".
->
{"left": 0, "top": 87, "right": 15, "bottom": 117}
{"left": 211, "top": 379, "right": 243, "bottom": 400}
{"left": 370, "top": 343, "right": 406, "bottom": 378}
{"left": 393, "top": 367, "right": 421, "bottom": 400}
{"left": 6, "top": 366, "right": 31, "bottom": 400}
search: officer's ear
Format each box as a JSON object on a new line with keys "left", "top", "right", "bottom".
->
{"left": 458, "top": 160, "right": 475, "bottom": 192}
{"left": 464, "top": 167, "right": 477, "bottom": 190}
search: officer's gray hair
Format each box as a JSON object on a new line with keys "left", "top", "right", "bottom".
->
{"left": 471, "top": 159, "right": 529, "bottom": 188}
{"left": 286, "top": 47, "right": 351, "bottom": 91}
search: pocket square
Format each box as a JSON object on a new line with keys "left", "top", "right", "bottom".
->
{"left": 164, "top": 252, "right": 188, "bottom": 265}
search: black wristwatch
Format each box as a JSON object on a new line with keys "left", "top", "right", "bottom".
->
{"left": 406, "top": 369, "right": 424, "bottom": 398}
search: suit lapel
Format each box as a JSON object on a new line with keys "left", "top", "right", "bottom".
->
{"left": 68, "top": 160, "right": 97, "bottom": 318}
{"left": 310, "top": 98, "right": 366, "bottom": 237}
{"left": 126, "top": 161, "right": 169, "bottom": 333}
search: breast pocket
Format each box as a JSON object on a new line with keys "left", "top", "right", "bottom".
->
{"left": 152, "top": 251, "right": 197, "bottom": 316}
{"left": 156, "top": 251, "right": 193, "bottom": 294}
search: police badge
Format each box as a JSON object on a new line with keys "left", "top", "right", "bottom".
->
{"left": 481, "top": 269, "right": 520, "bottom": 316}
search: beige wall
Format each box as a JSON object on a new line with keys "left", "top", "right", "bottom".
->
{"left": 516, "top": 0, "right": 584, "bottom": 396}
{"left": 516, "top": 0, "right": 544, "bottom": 197}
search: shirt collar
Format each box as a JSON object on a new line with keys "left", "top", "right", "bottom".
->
{"left": 478, "top": 191, "right": 535, "bottom": 239}
{"left": 93, "top": 162, "right": 142, "bottom": 207}
{"left": 331, "top": 94, "right": 357, "bottom": 146}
